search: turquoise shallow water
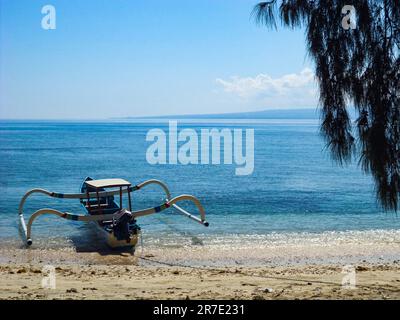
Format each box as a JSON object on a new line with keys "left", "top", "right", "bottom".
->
{"left": 0, "top": 120, "right": 399, "bottom": 249}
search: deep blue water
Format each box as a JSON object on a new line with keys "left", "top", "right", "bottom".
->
{"left": 0, "top": 120, "right": 399, "bottom": 246}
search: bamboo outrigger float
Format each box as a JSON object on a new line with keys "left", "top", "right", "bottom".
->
{"left": 19, "top": 177, "right": 209, "bottom": 248}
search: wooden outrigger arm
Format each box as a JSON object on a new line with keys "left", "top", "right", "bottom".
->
{"left": 18, "top": 179, "right": 209, "bottom": 246}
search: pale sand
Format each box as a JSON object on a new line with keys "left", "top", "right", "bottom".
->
{"left": 0, "top": 239, "right": 399, "bottom": 299}
{"left": 1, "top": 263, "right": 399, "bottom": 300}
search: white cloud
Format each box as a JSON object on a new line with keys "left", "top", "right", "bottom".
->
{"left": 216, "top": 68, "right": 318, "bottom": 109}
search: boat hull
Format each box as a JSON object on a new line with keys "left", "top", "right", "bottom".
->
{"left": 81, "top": 177, "right": 140, "bottom": 249}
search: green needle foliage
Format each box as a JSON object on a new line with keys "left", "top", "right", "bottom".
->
{"left": 253, "top": 0, "right": 400, "bottom": 211}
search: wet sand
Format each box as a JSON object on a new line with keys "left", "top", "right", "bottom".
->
{"left": 2, "top": 229, "right": 400, "bottom": 267}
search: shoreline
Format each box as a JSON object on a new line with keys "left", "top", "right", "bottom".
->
{"left": 1, "top": 228, "right": 399, "bottom": 267}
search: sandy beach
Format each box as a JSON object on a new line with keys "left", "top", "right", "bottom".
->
{"left": 1, "top": 262, "right": 399, "bottom": 300}
{"left": 1, "top": 231, "right": 399, "bottom": 300}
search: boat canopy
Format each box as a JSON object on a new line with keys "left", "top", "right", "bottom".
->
{"left": 85, "top": 178, "right": 131, "bottom": 189}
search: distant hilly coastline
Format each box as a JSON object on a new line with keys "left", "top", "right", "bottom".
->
{"left": 117, "top": 108, "right": 321, "bottom": 120}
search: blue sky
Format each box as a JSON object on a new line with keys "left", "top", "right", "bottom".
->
{"left": 0, "top": 0, "right": 316, "bottom": 119}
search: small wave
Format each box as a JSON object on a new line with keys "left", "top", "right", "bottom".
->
{"left": 140, "top": 229, "right": 400, "bottom": 249}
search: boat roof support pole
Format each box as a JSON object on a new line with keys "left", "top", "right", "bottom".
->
{"left": 128, "top": 187, "right": 132, "bottom": 212}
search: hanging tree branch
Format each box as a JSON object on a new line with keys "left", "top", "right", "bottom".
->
{"left": 253, "top": 0, "right": 400, "bottom": 211}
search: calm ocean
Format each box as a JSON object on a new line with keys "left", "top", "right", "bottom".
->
{"left": 0, "top": 120, "right": 399, "bottom": 249}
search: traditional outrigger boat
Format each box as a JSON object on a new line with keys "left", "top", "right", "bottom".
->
{"left": 18, "top": 177, "right": 208, "bottom": 248}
